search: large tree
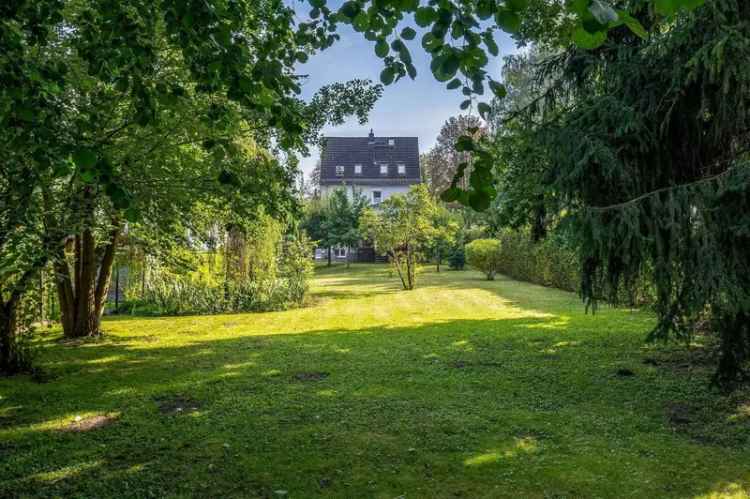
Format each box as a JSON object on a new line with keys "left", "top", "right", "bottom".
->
{"left": 0, "top": 0, "right": 381, "bottom": 370}
{"left": 487, "top": 0, "right": 750, "bottom": 385}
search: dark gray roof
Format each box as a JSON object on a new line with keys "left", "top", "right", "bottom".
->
{"left": 320, "top": 133, "right": 421, "bottom": 186}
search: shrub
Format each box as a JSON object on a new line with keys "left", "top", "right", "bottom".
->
{"left": 465, "top": 239, "right": 503, "bottom": 280}
{"left": 448, "top": 245, "right": 465, "bottom": 270}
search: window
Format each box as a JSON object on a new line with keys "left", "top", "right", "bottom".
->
{"left": 354, "top": 164, "right": 362, "bottom": 175}
{"left": 334, "top": 247, "right": 347, "bottom": 258}
{"left": 372, "top": 190, "right": 382, "bottom": 205}
{"left": 335, "top": 165, "right": 344, "bottom": 176}
{"left": 388, "top": 139, "right": 395, "bottom": 147}
{"left": 397, "top": 164, "right": 406, "bottom": 175}
{"left": 380, "top": 164, "right": 388, "bottom": 175}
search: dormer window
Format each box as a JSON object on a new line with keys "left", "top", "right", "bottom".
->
{"left": 354, "top": 164, "right": 362, "bottom": 175}
{"left": 388, "top": 139, "right": 395, "bottom": 147}
{"left": 380, "top": 164, "right": 388, "bottom": 175}
{"left": 397, "top": 164, "right": 406, "bottom": 175}
{"left": 335, "top": 165, "right": 344, "bottom": 176}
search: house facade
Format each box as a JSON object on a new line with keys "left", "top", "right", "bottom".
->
{"left": 316, "top": 130, "right": 421, "bottom": 261}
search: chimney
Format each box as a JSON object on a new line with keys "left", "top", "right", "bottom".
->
{"left": 368, "top": 129, "right": 375, "bottom": 144}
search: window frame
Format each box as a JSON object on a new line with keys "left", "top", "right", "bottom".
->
{"left": 397, "top": 163, "right": 406, "bottom": 175}
{"left": 354, "top": 164, "right": 362, "bottom": 175}
{"left": 379, "top": 164, "right": 388, "bottom": 175}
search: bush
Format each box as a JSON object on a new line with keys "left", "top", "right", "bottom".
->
{"left": 495, "top": 230, "right": 579, "bottom": 292}
{"left": 465, "top": 239, "right": 503, "bottom": 280}
{"left": 494, "top": 229, "right": 654, "bottom": 305}
{"left": 448, "top": 245, "right": 465, "bottom": 270}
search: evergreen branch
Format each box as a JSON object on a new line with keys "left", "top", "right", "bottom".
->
{"left": 586, "top": 165, "right": 739, "bottom": 213}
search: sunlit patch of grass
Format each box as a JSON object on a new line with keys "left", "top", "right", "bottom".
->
{"left": 1, "top": 264, "right": 748, "bottom": 498}
{"left": 31, "top": 461, "right": 102, "bottom": 483}
{"left": 465, "top": 436, "right": 540, "bottom": 466}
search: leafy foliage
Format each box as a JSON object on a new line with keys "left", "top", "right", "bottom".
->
{"left": 465, "top": 239, "right": 502, "bottom": 280}
{"left": 489, "top": 0, "right": 750, "bottom": 385}
{"left": 359, "top": 184, "right": 436, "bottom": 289}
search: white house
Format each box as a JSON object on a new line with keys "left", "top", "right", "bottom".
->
{"left": 316, "top": 130, "right": 422, "bottom": 261}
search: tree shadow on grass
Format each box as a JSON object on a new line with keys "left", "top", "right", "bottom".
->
{"left": 1, "top": 314, "right": 748, "bottom": 498}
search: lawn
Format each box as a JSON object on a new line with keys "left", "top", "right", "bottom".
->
{"left": 1, "top": 265, "right": 749, "bottom": 498}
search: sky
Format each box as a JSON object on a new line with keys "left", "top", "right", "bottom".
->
{"left": 289, "top": 0, "right": 519, "bottom": 180}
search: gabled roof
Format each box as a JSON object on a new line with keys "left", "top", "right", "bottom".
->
{"left": 320, "top": 131, "right": 421, "bottom": 186}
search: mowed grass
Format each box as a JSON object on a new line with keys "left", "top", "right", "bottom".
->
{"left": 1, "top": 264, "right": 749, "bottom": 498}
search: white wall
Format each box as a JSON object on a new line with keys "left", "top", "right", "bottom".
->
{"left": 320, "top": 184, "right": 411, "bottom": 205}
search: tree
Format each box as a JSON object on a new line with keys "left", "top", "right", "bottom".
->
{"left": 487, "top": 1, "right": 750, "bottom": 385}
{"left": 0, "top": 0, "right": 385, "bottom": 366}
{"left": 465, "top": 239, "right": 503, "bottom": 281}
{"left": 322, "top": 187, "right": 369, "bottom": 268}
{"left": 359, "top": 184, "right": 434, "bottom": 290}
{"left": 425, "top": 204, "right": 460, "bottom": 272}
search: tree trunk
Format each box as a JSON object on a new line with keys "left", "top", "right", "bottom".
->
{"left": 0, "top": 304, "right": 19, "bottom": 374}
{"left": 56, "top": 224, "right": 121, "bottom": 338}
{"left": 327, "top": 247, "right": 332, "bottom": 267}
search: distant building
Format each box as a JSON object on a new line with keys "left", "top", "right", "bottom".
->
{"left": 319, "top": 130, "right": 421, "bottom": 205}
{"left": 316, "top": 130, "right": 422, "bottom": 262}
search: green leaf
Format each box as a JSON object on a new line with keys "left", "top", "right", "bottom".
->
{"left": 401, "top": 27, "right": 417, "bottom": 40}
{"left": 441, "top": 186, "right": 461, "bottom": 202}
{"left": 406, "top": 62, "right": 417, "bottom": 79}
{"left": 619, "top": 12, "right": 648, "bottom": 39}
{"left": 489, "top": 80, "right": 507, "bottom": 98}
{"left": 460, "top": 99, "right": 471, "bottom": 110}
{"left": 124, "top": 207, "right": 139, "bottom": 223}
{"left": 654, "top": 0, "right": 676, "bottom": 15}
{"left": 468, "top": 191, "right": 491, "bottom": 211}
{"left": 477, "top": 102, "right": 491, "bottom": 119}
{"left": 309, "top": 0, "right": 326, "bottom": 7}
{"left": 495, "top": 9, "right": 521, "bottom": 33}
{"left": 455, "top": 135, "right": 476, "bottom": 152}
{"left": 588, "top": 0, "right": 618, "bottom": 25}
{"left": 339, "top": 1, "right": 359, "bottom": 19}
{"left": 375, "top": 39, "right": 389, "bottom": 58}
{"left": 477, "top": 0, "right": 495, "bottom": 19}
{"left": 380, "top": 67, "right": 396, "bottom": 85}
{"left": 73, "top": 148, "right": 97, "bottom": 170}
{"left": 353, "top": 12, "right": 369, "bottom": 31}
{"left": 79, "top": 170, "right": 96, "bottom": 184}
{"left": 655, "top": 0, "right": 703, "bottom": 15}
{"left": 506, "top": 0, "right": 529, "bottom": 11}
{"left": 572, "top": 26, "right": 607, "bottom": 49}
{"left": 482, "top": 32, "right": 499, "bottom": 56}
{"left": 438, "top": 53, "right": 460, "bottom": 81}
{"left": 414, "top": 7, "right": 436, "bottom": 27}
{"left": 447, "top": 78, "right": 462, "bottom": 90}
{"left": 421, "top": 32, "right": 442, "bottom": 52}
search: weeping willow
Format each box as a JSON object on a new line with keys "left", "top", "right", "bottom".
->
{"left": 507, "top": 0, "right": 750, "bottom": 385}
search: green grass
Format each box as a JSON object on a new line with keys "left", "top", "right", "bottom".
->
{"left": 1, "top": 264, "right": 749, "bottom": 498}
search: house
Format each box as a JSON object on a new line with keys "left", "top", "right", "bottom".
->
{"left": 320, "top": 130, "right": 421, "bottom": 204}
{"left": 316, "top": 130, "right": 421, "bottom": 262}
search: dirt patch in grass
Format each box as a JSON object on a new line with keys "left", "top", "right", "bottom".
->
{"left": 64, "top": 414, "right": 118, "bottom": 432}
{"left": 293, "top": 371, "right": 329, "bottom": 381}
{"left": 616, "top": 367, "right": 636, "bottom": 377}
{"left": 666, "top": 402, "right": 695, "bottom": 426}
{"left": 449, "top": 360, "right": 502, "bottom": 369}
{"left": 154, "top": 395, "right": 202, "bottom": 415}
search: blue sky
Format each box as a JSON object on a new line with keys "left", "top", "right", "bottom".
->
{"left": 290, "top": 1, "right": 518, "bottom": 179}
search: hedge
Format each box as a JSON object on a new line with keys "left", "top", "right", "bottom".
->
{"left": 495, "top": 230, "right": 580, "bottom": 292}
